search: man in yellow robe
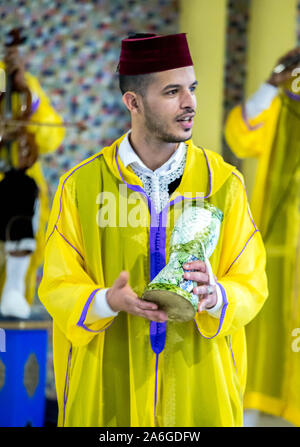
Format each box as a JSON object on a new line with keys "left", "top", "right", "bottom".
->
{"left": 0, "top": 46, "right": 65, "bottom": 318}
{"left": 224, "top": 47, "right": 300, "bottom": 426}
{"left": 39, "top": 33, "right": 268, "bottom": 427}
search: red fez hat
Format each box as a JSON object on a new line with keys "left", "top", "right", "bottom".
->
{"left": 118, "top": 33, "right": 193, "bottom": 75}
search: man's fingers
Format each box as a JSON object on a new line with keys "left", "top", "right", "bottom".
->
{"left": 183, "top": 260, "right": 209, "bottom": 283}
{"left": 109, "top": 273, "right": 167, "bottom": 322}
{"left": 140, "top": 309, "right": 168, "bottom": 322}
{"left": 126, "top": 297, "right": 167, "bottom": 321}
{"left": 136, "top": 299, "right": 158, "bottom": 311}
{"left": 193, "top": 284, "right": 215, "bottom": 295}
{"left": 183, "top": 260, "right": 207, "bottom": 272}
{"left": 183, "top": 271, "right": 209, "bottom": 284}
{"left": 197, "top": 295, "right": 216, "bottom": 312}
{"left": 113, "top": 271, "right": 129, "bottom": 290}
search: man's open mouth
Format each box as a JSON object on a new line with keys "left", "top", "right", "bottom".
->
{"left": 176, "top": 115, "right": 194, "bottom": 129}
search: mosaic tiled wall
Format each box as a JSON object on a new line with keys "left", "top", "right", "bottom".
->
{"left": 222, "top": 0, "right": 250, "bottom": 169}
{"left": 1, "top": 0, "right": 179, "bottom": 200}
{"left": 1, "top": 0, "right": 179, "bottom": 402}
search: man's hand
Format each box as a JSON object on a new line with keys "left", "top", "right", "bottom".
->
{"left": 106, "top": 271, "right": 168, "bottom": 323}
{"left": 4, "top": 47, "right": 28, "bottom": 92}
{"left": 267, "top": 47, "right": 300, "bottom": 87}
{"left": 183, "top": 260, "right": 217, "bottom": 312}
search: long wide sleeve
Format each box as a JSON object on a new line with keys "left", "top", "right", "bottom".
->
{"left": 224, "top": 88, "right": 281, "bottom": 159}
{"left": 38, "top": 173, "right": 114, "bottom": 347}
{"left": 25, "top": 72, "right": 65, "bottom": 154}
{"left": 224, "top": 86, "right": 282, "bottom": 227}
{"left": 194, "top": 171, "right": 268, "bottom": 339}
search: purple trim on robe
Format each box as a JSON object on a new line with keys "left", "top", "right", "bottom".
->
{"left": 227, "top": 334, "right": 243, "bottom": 405}
{"left": 228, "top": 172, "right": 261, "bottom": 276}
{"left": 63, "top": 344, "right": 72, "bottom": 427}
{"left": 193, "top": 282, "right": 228, "bottom": 339}
{"left": 64, "top": 303, "right": 114, "bottom": 427}
{"left": 227, "top": 334, "right": 238, "bottom": 373}
{"left": 115, "top": 146, "right": 168, "bottom": 416}
{"left": 199, "top": 146, "right": 213, "bottom": 197}
{"left": 46, "top": 155, "right": 104, "bottom": 426}
{"left": 114, "top": 144, "right": 213, "bottom": 209}
{"left": 284, "top": 89, "right": 300, "bottom": 102}
{"left": 55, "top": 225, "right": 84, "bottom": 260}
{"left": 232, "top": 172, "right": 257, "bottom": 231}
{"left": 114, "top": 146, "right": 153, "bottom": 209}
{"left": 149, "top": 317, "right": 167, "bottom": 355}
{"left": 29, "top": 94, "right": 40, "bottom": 116}
{"left": 148, "top": 208, "right": 168, "bottom": 416}
{"left": 241, "top": 104, "right": 264, "bottom": 131}
{"left": 46, "top": 153, "right": 103, "bottom": 245}
{"left": 154, "top": 353, "right": 159, "bottom": 417}
{"left": 226, "top": 229, "right": 258, "bottom": 274}
{"left": 76, "top": 288, "right": 115, "bottom": 332}
{"left": 114, "top": 143, "right": 215, "bottom": 417}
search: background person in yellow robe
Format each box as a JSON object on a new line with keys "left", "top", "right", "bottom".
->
{"left": 39, "top": 33, "right": 268, "bottom": 427}
{"left": 224, "top": 47, "right": 300, "bottom": 426}
{"left": 0, "top": 46, "right": 65, "bottom": 318}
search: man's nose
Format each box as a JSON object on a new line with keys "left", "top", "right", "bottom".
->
{"left": 180, "top": 89, "right": 196, "bottom": 110}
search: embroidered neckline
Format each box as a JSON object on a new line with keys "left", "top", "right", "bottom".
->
{"left": 130, "top": 146, "right": 187, "bottom": 213}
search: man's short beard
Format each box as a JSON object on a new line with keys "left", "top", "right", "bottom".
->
{"left": 142, "top": 99, "right": 192, "bottom": 143}
{"left": 159, "top": 132, "right": 192, "bottom": 143}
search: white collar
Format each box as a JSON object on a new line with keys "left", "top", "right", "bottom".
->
{"left": 118, "top": 131, "right": 186, "bottom": 176}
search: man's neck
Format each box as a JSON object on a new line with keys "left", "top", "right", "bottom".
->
{"left": 129, "top": 130, "right": 179, "bottom": 171}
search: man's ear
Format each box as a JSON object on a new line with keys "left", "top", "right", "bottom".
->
{"left": 122, "top": 91, "right": 141, "bottom": 113}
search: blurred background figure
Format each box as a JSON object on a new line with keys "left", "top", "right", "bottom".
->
{"left": 225, "top": 47, "right": 300, "bottom": 426}
{"left": 0, "top": 29, "right": 65, "bottom": 319}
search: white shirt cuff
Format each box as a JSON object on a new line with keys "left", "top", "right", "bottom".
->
{"left": 87, "top": 261, "right": 224, "bottom": 323}
{"left": 204, "top": 257, "right": 224, "bottom": 319}
{"left": 245, "top": 82, "right": 278, "bottom": 119}
{"left": 87, "top": 288, "right": 119, "bottom": 323}
{"left": 206, "top": 284, "right": 223, "bottom": 319}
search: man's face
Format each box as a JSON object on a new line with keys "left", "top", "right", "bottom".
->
{"left": 140, "top": 66, "right": 197, "bottom": 143}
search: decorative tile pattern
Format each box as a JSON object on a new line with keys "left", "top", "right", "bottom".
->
{"left": 222, "top": 0, "right": 250, "bottom": 168}
{"left": 0, "top": 0, "right": 179, "bottom": 199}
{"left": 0, "top": 0, "right": 178, "bottom": 404}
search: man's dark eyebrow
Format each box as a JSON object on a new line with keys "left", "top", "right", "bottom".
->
{"left": 162, "top": 84, "right": 181, "bottom": 92}
{"left": 162, "top": 80, "right": 198, "bottom": 92}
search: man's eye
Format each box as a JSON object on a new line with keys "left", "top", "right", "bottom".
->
{"left": 166, "top": 89, "right": 178, "bottom": 95}
{"left": 190, "top": 86, "right": 196, "bottom": 92}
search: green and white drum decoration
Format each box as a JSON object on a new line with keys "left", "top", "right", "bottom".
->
{"left": 142, "top": 201, "right": 223, "bottom": 322}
